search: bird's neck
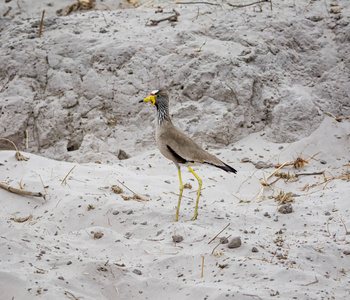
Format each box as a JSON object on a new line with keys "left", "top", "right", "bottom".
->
{"left": 156, "top": 102, "right": 171, "bottom": 125}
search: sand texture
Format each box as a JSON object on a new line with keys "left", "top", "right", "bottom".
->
{"left": 0, "top": 0, "right": 350, "bottom": 299}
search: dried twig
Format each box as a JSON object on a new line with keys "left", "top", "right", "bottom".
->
{"left": 64, "top": 290, "right": 82, "bottom": 300}
{"left": 61, "top": 165, "right": 76, "bottom": 185}
{"left": 211, "top": 234, "right": 231, "bottom": 254}
{"left": 147, "top": 10, "right": 180, "bottom": 26}
{"left": 227, "top": 0, "right": 269, "bottom": 8}
{"left": 39, "top": 174, "right": 47, "bottom": 200}
{"left": 201, "top": 255, "right": 205, "bottom": 278}
{"left": 117, "top": 179, "right": 149, "bottom": 201}
{"left": 208, "top": 223, "right": 230, "bottom": 244}
{"left": 176, "top": 1, "right": 219, "bottom": 5}
{"left": 323, "top": 111, "right": 347, "bottom": 122}
{"left": 10, "top": 214, "right": 33, "bottom": 223}
{"left": 0, "top": 182, "right": 45, "bottom": 199}
{"left": 301, "top": 276, "right": 318, "bottom": 286}
{"left": 340, "top": 217, "right": 350, "bottom": 235}
{"left": 309, "top": 55, "right": 350, "bottom": 87}
{"left": 38, "top": 9, "right": 45, "bottom": 38}
{"left": 275, "top": 152, "right": 321, "bottom": 169}
{"left": 0, "top": 138, "right": 29, "bottom": 161}
{"left": 3, "top": 6, "right": 12, "bottom": 17}
{"left": 242, "top": 294, "right": 263, "bottom": 300}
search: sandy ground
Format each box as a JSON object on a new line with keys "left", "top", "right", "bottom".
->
{"left": 1, "top": 0, "right": 350, "bottom": 299}
{"left": 1, "top": 117, "right": 350, "bottom": 299}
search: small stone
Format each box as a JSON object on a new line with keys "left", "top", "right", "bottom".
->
{"left": 67, "top": 261, "right": 72, "bottom": 265}
{"left": 99, "top": 28, "right": 107, "bottom": 33}
{"left": 278, "top": 203, "right": 293, "bottom": 214}
{"left": 132, "top": 269, "right": 142, "bottom": 275}
{"left": 320, "top": 160, "right": 327, "bottom": 164}
{"left": 324, "top": 211, "right": 331, "bottom": 216}
{"left": 343, "top": 250, "right": 350, "bottom": 255}
{"left": 112, "top": 210, "right": 120, "bottom": 215}
{"left": 118, "top": 149, "right": 130, "bottom": 160}
{"left": 254, "top": 161, "right": 270, "bottom": 169}
{"left": 227, "top": 236, "right": 242, "bottom": 249}
{"left": 123, "top": 209, "right": 133, "bottom": 215}
{"left": 172, "top": 235, "right": 184, "bottom": 243}
{"left": 141, "top": 221, "right": 147, "bottom": 225}
{"left": 241, "top": 157, "right": 250, "bottom": 163}
{"left": 252, "top": 247, "right": 259, "bottom": 253}
{"left": 58, "top": 276, "right": 64, "bottom": 280}
{"left": 264, "top": 212, "right": 271, "bottom": 217}
{"left": 93, "top": 231, "right": 104, "bottom": 239}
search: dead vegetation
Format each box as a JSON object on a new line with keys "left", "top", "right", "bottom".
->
{"left": 57, "top": 0, "right": 96, "bottom": 16}
{"left": 110, "top": 180, "right": 149, "bottom": 201}
{"left": 271, "top": 191, "right": 294, "bottom": 205}
{"left": 255, "top": 151, "right": 349, "bottom": 204}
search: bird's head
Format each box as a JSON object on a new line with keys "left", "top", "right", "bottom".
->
{"left": 139, "top": 90, "right": 167, "bottom": 106}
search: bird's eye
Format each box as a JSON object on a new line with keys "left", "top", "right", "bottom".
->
{"left": 156, "top": 94, "right": 161, "bottom": 98}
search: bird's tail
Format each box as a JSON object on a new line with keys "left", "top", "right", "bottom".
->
{"left": 204, "top": 161, "right": 237, "bottom": 173}
{"left": 218, "top": 162, "right": 237, "bottom": 173}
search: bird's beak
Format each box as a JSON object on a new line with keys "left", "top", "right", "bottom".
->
{"left": 139, "top": 95, "right": 156, "bottom": 105}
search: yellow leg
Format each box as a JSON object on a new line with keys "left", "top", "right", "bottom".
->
{"left": 175, "top": 168, "right": 184, "bottom": 222}
{"left": 188, "top": 166, "right": 202, "bottom": 221}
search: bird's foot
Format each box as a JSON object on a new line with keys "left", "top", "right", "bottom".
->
{"left": 187, "top": 213, "right": 198, "bottom": 221}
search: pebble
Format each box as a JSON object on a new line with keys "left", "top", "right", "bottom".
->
{"left": 118, "top": 149, "right": 130, "bottom": 160}
{"left": 58, "top": 276, "right": 64, "bottom": 280}
{"left": 343, "top": 250, "right": 350, "bottom": 255}
{"left": 172, "top": 235, "right": 184, "bottom": 243}
{"left": 251, "top": 247, "right": 259, "bottom": 253}
{"left": 254, "top": 161, "right": 271, "bottom": 169}
{"left": 320, "top": 159, "right": 327, "bottom": 164}
{"left": 227, "top": 236, "right": 242, "bottom": 249}
{"left": 112, "top": 210, "right": 120, "bottom": 215}
{"left": 132, "top": 269, "right": 142, "bottom": 275}
{"left": 278, "top": 203, "right": 293, "bottom": 214}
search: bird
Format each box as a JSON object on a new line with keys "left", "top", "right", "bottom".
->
{"left": 139, "top": 89, "right": 237, "bottom": 221}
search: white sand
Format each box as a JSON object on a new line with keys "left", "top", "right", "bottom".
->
{"left": 1, "top": 0, "right": 350, "bottom": 299}
{"left": 1, "top": 117, "right": 350, "bottom": 299}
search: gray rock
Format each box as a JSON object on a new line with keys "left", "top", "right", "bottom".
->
{"left": 132, "top": 269, "right": 142, "bottom": 275}
{"left": 0, "top": 5, "right": 348, "bottom": 163}
{"left": 172, "top": 235, "right": 184, "bottom": 243}
{"left": 278, "top": 203, "right": 293, "bottom": 214}
{"left": 227, "top": 237, "right": 242, "bottom": 249}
